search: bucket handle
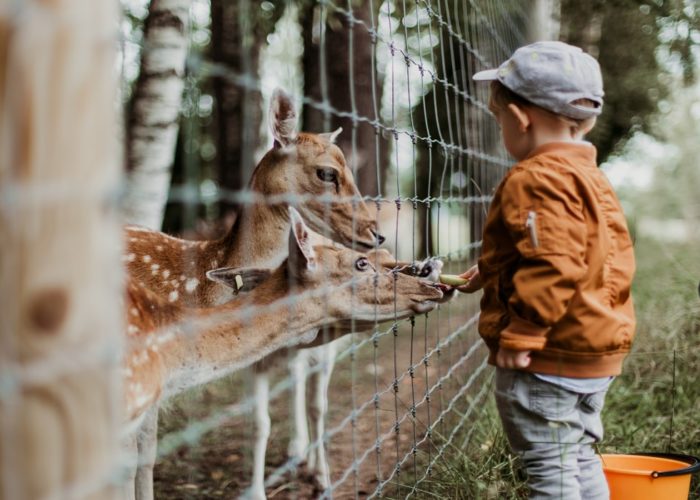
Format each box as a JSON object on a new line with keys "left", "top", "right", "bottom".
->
{"left": 634, "top": 453, "right": 700, "bottom": 478}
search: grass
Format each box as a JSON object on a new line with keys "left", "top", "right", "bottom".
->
{"left": 405, "top": 237, "right": 700, "bottom": 498}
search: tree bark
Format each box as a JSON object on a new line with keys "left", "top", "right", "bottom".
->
{"left": 210, "top": 0, "right": 284, "bottom": 216}
{"left": 123, "top": 0, "right": 192, "bottom": 230}
{"left": 211, "top": 0, "right": 260, "bottom": 216}
{"left": 0, "top": 1, "right": 122, "bottom": 498}
{"left": 301, "top": 1, "right": 387, "bottom": 198}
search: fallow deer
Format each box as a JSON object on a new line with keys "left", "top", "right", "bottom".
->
{"left": 121, "top": 210, "right": 443, "bottom": 499}
{"left": 124, "top": 88, "right": 382, "bottom": 308}
{"left": 122, "top": 89, "right": 387, "bottom": 499}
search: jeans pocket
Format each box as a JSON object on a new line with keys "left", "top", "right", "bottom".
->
{"left": 580, "top": 390, "right": 606, "bottom": 414}
{"left": 529, "top": 377, "right": 577, "bottom": 420}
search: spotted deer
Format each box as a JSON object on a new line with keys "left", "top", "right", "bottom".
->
{"left": 123, "top": 89, "right": 388, "bottom": 499}
{"left": 121, "top": 210, "right": 443, "bottom": 499}
{"left": 125, "top": 88, "right": 382, "bottom": 308}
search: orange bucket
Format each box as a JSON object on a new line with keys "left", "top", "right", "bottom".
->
{"left": 601, "top": 453, "right": 700, "bottom": 500}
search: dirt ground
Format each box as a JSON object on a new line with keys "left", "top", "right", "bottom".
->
{"left": 153, "top": 293, "right": 490, "bottom": 499}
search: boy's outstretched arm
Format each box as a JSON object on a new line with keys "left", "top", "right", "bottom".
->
{"left": 455, "top": 264, "right": 482, "bottom": 293}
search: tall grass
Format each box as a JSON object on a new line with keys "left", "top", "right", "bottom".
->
{"left": 403, "top": 237, "right": 700, "bottom": 498}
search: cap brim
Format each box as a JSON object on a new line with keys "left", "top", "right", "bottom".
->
{"left": 472, "top": 69, "right": 499, "bottom": 81}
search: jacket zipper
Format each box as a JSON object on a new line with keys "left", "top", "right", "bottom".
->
{"left": 526, "top": 210, "right": 539, "bottom": 248}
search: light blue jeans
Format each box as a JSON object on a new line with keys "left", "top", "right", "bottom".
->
{"left": 495, "top": 367, "right": 610, "bottom": 500}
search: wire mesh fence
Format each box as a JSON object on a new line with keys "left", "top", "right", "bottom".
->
{"left": 118, "top": 0, "right": 531, "bottom": 498}
{"left": 117, "top": 1, "right": 528, "bottom": 498}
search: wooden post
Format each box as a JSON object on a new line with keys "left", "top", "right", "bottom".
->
{"left": 0, "top": 1, "right": 122, "bottom": 499}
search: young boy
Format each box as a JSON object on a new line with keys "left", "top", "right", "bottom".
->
{"left": 457, "top": 41, "right": 636, "bottom": 499}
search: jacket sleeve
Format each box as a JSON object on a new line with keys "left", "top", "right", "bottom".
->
{"left": 498, "top": 167, "right": 588, "bottom": 352}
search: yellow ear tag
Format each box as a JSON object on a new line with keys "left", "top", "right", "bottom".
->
{"left": 235, "top": 274, "right": 244, "bottom": 290}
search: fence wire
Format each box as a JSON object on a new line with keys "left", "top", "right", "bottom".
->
{"left": 115, "top": 0, "right": 528, "bottom": 498}
{"left": 123, "top": 0, "right": 525, "bottom": 498}
{"left": 4, "top": 0, "right": 526, "bottom": 498}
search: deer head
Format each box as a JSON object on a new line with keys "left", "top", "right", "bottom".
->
{"left": 249, "top": 88, "right": 382, "bottom": 250}
{"left": 209, "top": 208, "right": 442, "bottom": 324}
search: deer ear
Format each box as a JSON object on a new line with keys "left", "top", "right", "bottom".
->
{"left": 319, "top": 127, "right": 343, "bottom": 143}
{"left": 288, "top": 207, "right": 317, "bottom": 274}
{"left": 206, "top": 267, "right": 272, "bottom": 294}
{"left": 269, "top": 88, "right": 298, "bottom": 147}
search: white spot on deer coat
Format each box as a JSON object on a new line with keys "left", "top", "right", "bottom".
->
{"left": 156, "top": 245, "right": 164, "bottom": 252}
{"left": 168, "top": 291, "right": 179, "bottom": 302}
{"left": 162, "top": 269, "right": 171, "bottom": 279}
{"left": 185, "top": 278, "right": 200, "bottom": 293}
{"left": 124, "top": 253, "right": 136, "bottom": 263}
{"left": 143, "top": 255, "right": 152, "bottom": 263}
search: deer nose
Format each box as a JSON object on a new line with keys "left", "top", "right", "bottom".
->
{"left": 371, "top": 230, "right": 385, "bottom": 245}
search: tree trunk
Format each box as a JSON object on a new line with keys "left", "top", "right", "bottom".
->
{"left": 301, "top": 1, "right": 387, "bottom": 198}
{"left": 0, "top": 1, "right": 122, "bottom": 498}
{"left": 123, "top": 0, "right": 192, "bottom": 230}
{"left": 210, "top": 0, "right": 284, "bottom": 216}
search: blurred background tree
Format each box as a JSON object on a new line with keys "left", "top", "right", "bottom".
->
{"left": 559, "top": 0, "right": 699, "bottom": 161}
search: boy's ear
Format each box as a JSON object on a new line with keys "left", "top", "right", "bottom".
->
{"left": 287, "top": 207, "right": 317, "bottom": 278}
{"left": 507, "top": 103, "right": 531, "bottom": 132}
{"left": 580, "top": 117, "right": 597, "bottom": 136}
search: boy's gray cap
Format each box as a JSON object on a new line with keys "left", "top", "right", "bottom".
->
{"left": 473, "top": 41, "right": 604, "bottom": 120}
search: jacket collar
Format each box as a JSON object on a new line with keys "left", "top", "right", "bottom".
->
{"left": 524, "top": 141, "right": 598, "bottom": 166}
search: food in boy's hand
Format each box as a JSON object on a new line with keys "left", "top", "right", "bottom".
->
{"left": 438, "top": 274, "right": 470, "bottom": 287}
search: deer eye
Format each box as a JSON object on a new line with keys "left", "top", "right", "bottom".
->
{"left": 355, "top": 257, "right": 370, "bottom": 271}
{"left": 316, "top": 167, "right": 338, "bottom": 184}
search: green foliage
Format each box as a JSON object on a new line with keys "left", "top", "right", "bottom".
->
{"left": 401, "top": 398, "right": 529, "bottom": 499}
{"left": 560, "top": 0, "right": 700, "bottom": 161}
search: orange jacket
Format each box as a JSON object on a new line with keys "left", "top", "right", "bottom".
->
{"left": 478, "top": 142, "right": 636, "bottom": 377}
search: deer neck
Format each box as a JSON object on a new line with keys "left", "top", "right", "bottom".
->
{"left": 218, "top": 202, "right": 290, "bottom": 270}
{"left": 159, "top": 275, "right": 329, "bottom": 396}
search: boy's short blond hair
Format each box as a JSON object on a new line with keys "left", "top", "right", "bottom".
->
{"left": 489, "top": 81, "right": 597, "bottom": 133}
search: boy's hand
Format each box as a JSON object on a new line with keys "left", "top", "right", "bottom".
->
{"left": 496, "top": 348, "right": 531, "bottom": 369}
{"left": 456, "top": 265, "right": 482, "bottom": 293}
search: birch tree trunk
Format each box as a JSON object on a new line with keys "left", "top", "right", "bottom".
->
{"left": 123, "top": 0, "right": 192, "bottom": 230}
{"left": 0, "top": 1, "right": 122, "bottom": 499}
